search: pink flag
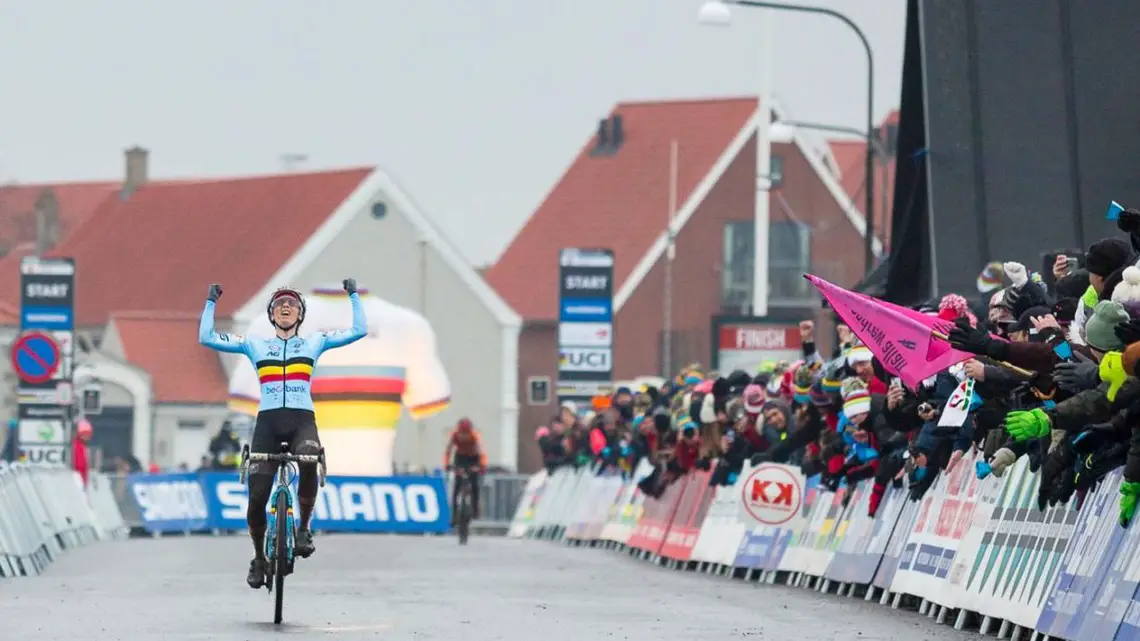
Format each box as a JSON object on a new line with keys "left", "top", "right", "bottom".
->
{"left": 805, "top": 274, "right": 973, "bottom": 389}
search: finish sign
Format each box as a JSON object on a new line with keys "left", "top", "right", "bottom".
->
{"left": 11, "top": 332, "right": 61, "bottom": 385}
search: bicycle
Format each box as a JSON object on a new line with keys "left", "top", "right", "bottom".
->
{"left": 239, "top": 441, "right": 327, "bottom": 625}
{"left": 450, "top": 465, "right": 478, "bottom": 545}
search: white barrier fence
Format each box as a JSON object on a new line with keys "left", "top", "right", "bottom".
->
{"left": 0, "top": 462, "right": 128, "bottom": 578}
{"left": 509, "top": 455, "right": 1140, "bottom": 641}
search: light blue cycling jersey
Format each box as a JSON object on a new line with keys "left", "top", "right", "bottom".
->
{"left": 198, "top": 293, "right": 367, "bottom": 412}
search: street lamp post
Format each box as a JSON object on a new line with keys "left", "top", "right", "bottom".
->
{"left": 699, "top": 0, "right": 877, "bottom": 276}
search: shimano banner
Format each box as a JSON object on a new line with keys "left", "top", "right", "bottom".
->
{"left": 128, "top": 472, "right": 451, "bottom": 534}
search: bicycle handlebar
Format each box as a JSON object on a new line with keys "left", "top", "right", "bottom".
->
{"left": 248, "top": 452, "right": 322, "bottom": 464}
{"left": 238, "top": 444, "right": 328, "bottom": 488}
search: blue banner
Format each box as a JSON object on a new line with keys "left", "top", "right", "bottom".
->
{"left": 559, "top": 298, "right": 612, "bottom": 322}
{"left": 129, "top": 472, "right": 451, "bottom": 534}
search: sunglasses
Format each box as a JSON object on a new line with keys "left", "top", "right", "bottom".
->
{"left": 271, "top": 296, "right": 301, "bottom": 309}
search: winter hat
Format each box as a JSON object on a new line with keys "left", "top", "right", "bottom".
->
{"left": 792, "top": 363, "right": 817, "bottom": 401}
{"left": 1085, "top": 238, "right": 1133, "bottom": 278}
{"left": 1053, "top": 298, "right": 1079, "bottom": 325}
{"left": 809, "top": 379, "right": 833, "bottom": 407}
{"left": 937, "top": 293, "right": 978, "bottom": 326}
{"left": 1085, "top": 300, "right": 1130, "bottom": 352}
{"left": 725, "top": 369, "right": 752, "bottom": 395}
{"left": 840, "top": 377, "right": 871, "bottom": 420}
{"left": 1012, "top": 305, "right": 1054, "bottom": 334}
{"left": 976, "top": 261, "right": 1005, "bottom": 293}
{"left": 846, "top": 344, "right": 874, "bottom": 366}
{"left": 1111, "top": 266, "right": 1140, "bottom": 317}
{"left": 742, "top": 384, "right": 765, "bottom": 414}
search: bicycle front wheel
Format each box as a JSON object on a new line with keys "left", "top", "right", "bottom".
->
{"left": 274, "top": 492, "right": 288, "bottom": 624}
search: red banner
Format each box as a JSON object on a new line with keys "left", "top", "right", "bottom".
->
{"left": 659, "top": 470, "right": 714, "bottom": 561}
{"left": 627, "top": 473, "right": 686, "bottom": 554}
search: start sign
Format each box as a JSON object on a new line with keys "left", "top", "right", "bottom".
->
{"left": 737, "top": 463, "right": 807, "bottom": 528}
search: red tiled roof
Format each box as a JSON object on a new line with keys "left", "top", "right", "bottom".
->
{"left": 0, "top": 167, "right": 372, "bottom": 327}
{"left": 111, "top": 311, "right": 229, "bottom": 404}
{"left": 0, "top": 299, "right": 18, "bottom": 324}
{"left": 486, "top": 97, "right": 757, "bottom": 321}
{"left": 0, "top": 181, "right": 118, "bottom": 251}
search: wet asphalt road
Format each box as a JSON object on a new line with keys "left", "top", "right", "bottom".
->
{"left": 1, "top": 534, "right": 977, "bottom": 641}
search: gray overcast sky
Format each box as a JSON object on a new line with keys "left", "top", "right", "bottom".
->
{"left": 0, "top": 0, "right": 905, "bottom": 265}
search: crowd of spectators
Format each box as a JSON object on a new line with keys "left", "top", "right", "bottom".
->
{"left": 535, "top": 208, "right": 1140, "bottom": 526}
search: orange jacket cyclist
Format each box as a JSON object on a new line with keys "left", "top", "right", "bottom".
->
{"left": 444, "top": 418, "right": 487, "bottom": 524}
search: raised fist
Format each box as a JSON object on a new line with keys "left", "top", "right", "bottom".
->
{"left": 207, "top": 284, "right": 223, "bottom": 302}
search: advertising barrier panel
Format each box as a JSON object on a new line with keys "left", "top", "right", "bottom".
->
{"left": 507, "top": 470, "right": 548, "bottom": 538}
{"left": 659, "top": 470, "right": 713, "bottom": 561}
{"left": 127, "top": 472, "right": 451, "bottom": 534}
{"left": 511, "top": 450, "right": 1140, "bottom": 640}
{"left": 627, "top": 475, "right": 685, "bottom": 554}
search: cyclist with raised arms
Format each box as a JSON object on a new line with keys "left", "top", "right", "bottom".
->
{"left": 198, "top": 279, "right": 367, "bottom": 589}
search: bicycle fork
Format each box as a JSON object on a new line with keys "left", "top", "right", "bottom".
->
{"left": 266, "top": 486, "right": 296, "bottom": 571}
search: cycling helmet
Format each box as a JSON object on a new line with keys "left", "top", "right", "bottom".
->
{"left": 267, "top": 287, "right": 306, "bottom": 328}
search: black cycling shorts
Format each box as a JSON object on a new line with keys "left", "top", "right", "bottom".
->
{"left": 452, "top": 454, "right": 482, "bottom": 470}
{"left": 249, "top": 408, "right": 320, "bottom": 476}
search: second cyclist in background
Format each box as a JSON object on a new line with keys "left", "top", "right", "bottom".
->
{"left": 443, "top": 418, "right": 487, "bottom": 525}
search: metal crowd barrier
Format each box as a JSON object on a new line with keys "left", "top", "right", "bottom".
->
{"left": 0, "top": 463, "right": 127, "bottom": 578}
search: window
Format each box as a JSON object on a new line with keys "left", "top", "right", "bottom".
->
{"left": 722, "top": 221, "right": 754, "bottom": 312}
{"left": 81, "top": 387, "right": 102, "bottom": 414}
{"left": 527, "top": 377, "right": 551, "bottom": 406}
{"left": 722, "top": 219, "right": 812, "bottom": 308}
{"left": 769, "top": 221, "right": 811, "bottom": 300}
{"left": 769, "top": 154, "right": 784, "bottom": 188}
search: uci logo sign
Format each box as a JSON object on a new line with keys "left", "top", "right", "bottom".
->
{"left": 740, "top": 464, "right": 802, "bottom": 526}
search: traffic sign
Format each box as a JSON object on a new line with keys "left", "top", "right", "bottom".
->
{"left": 10, "top": 332, "right": 61, "bottom": 385}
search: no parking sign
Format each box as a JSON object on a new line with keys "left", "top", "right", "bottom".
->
{"left": 10, "top": 332, "right": 61, "bottom": 385}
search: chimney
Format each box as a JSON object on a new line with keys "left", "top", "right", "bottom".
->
{"left": 34, "top": 188, "right": 59, "bottom": 256}
{"left": 610, "top": 114, "right": 625, "bottom": 150}
{"left": 122, "top": 146, "right": 149, "bottom": 199}
{"left": 591, "top": 118, "right": 610, "bottom": 156}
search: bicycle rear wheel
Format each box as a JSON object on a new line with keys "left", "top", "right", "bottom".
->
{"left": 457, "top": 493, "right": 471, "bottom": 545}
{"left": 273, "top": 492, "right": 288, "bottom": 624}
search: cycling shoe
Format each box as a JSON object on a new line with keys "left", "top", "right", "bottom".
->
{"left": 247, "top": 558, "right": 267, "bottom": 589}
{"left": 295, "top": 528, "right": 315, "bottom": 559}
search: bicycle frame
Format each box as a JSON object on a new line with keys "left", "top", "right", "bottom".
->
{"left": 239, "top": 443, "right": 328, "bottom": 564}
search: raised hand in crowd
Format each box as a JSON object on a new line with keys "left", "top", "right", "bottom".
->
{"left": 1052, "top": 254, "right": 1072, "bottom": 281}
{"left": 799, "top": 320, "right": 814, "bottom": 343}
{"left": 963, "top": 359, "right": 986, "bottom": 381}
